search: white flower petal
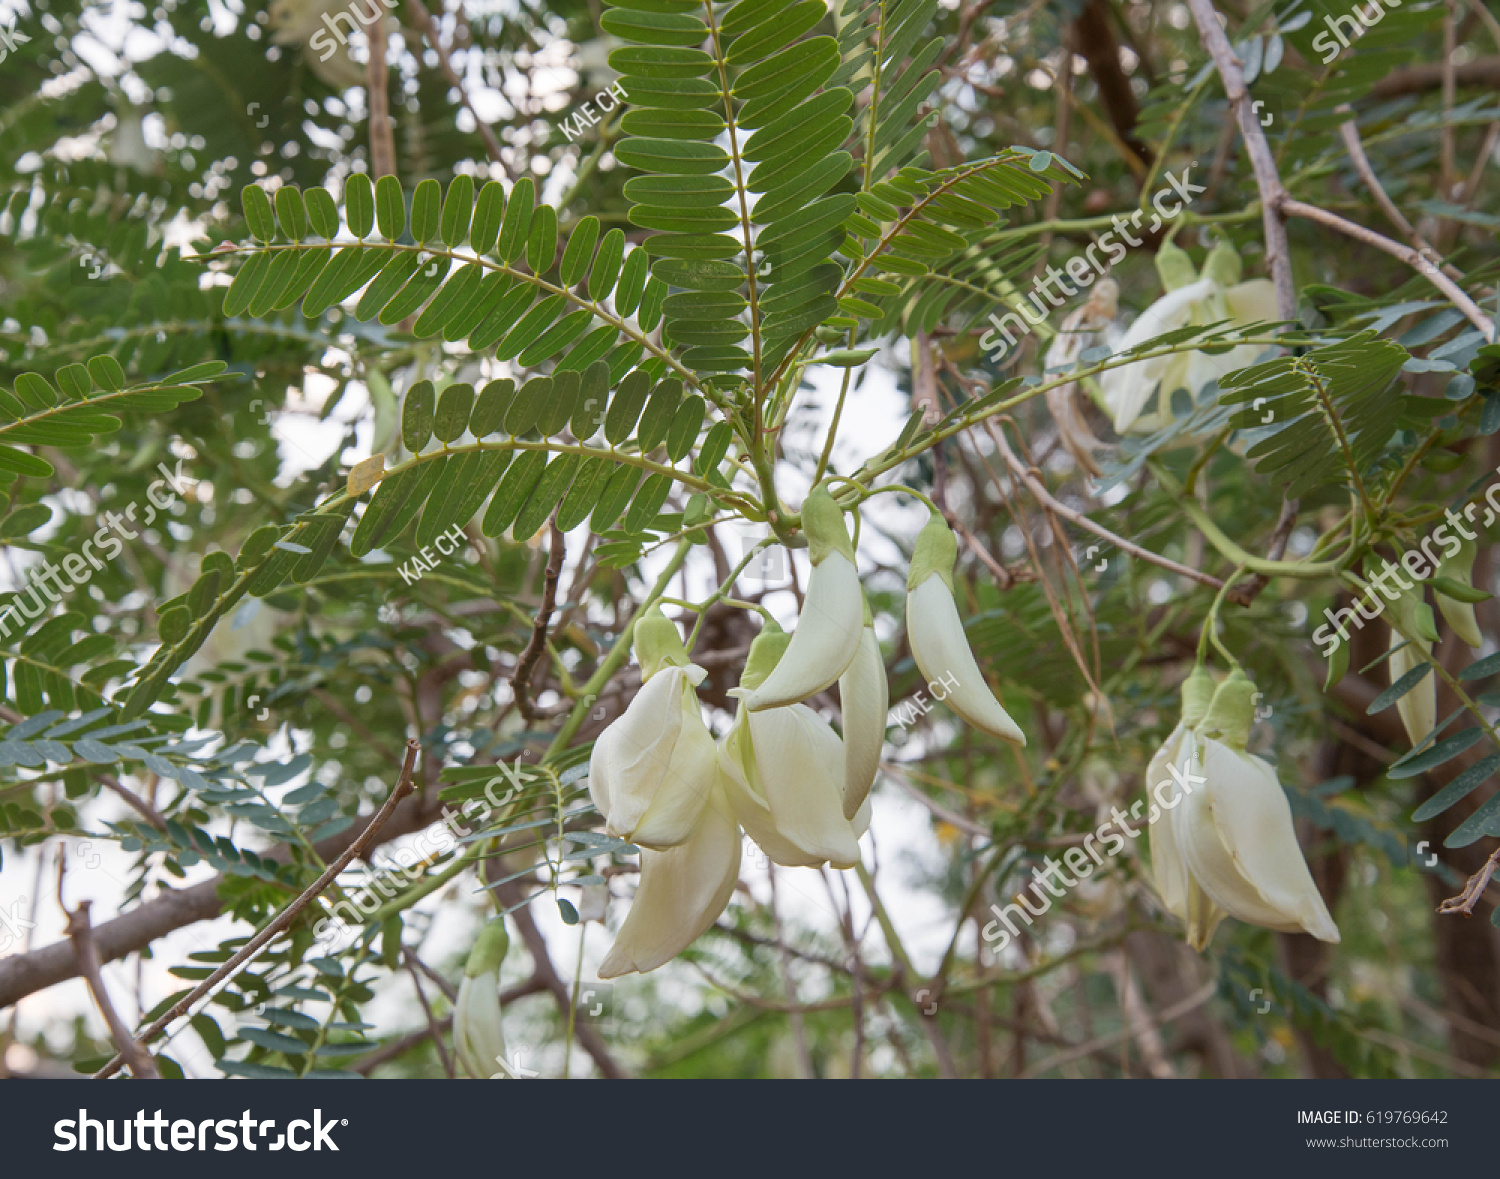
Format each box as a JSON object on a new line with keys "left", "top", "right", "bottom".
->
{"left": 598, "top": 780, "right": 741, "bottom": 978}
{"left": 1390, "top": 634, "right": 1436, "bottom": 747}
{"left": 907, "top": 577, "right": 1025, "bottom": 744}
{"left": 1147, "top": 727, "right": 1227, "bottom": 949}
{"left": 740, "top": 552, "right": 863, "bottom": 710}
{"left": 591, "top": 667, "right": 714, "bottom": 849}
{"left": 1179, "top": 738, "right": 1339, "bottom": 942}
{"left": 839, "top": 625, "right": 889, "bottom": 819}
{"left": 748, "top": 705, "right": 862, "bottom": 868}
{"left": 1224, "top": 278, "right": 1279, "bottom": 325}
{"left": 454, "top": 972, "right": 507, "bottom": 1079}
{"left": 1098, "top": 278, "right": 1216, "bottom": 432}
{"left": 1147, "top": 724, "right": 1190, "bottom": 916}
{"left": 719, "top": 718, "right": 827, "bottom": 867}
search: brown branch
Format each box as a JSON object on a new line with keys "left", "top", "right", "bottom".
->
{"left": 1337, "top": 113, "right": 1466, "bottom": 281}
{"left": 66, "top": 901, "right": 159, "bottom": 1079}
{"left": 93, "top": 740, "right": 421, "bottom": 1078}
{"left": 1019, "top": 980, "right": 1216, "bottom": 1078}
{"left": 407, "top": 0, "right": 508, "bottom": 170}
{"left": 1279, "top": 198, "right": 1496, "bottom": 340}
{"left": 365, "top": 12, "right": 397, "bottom": 179}
{"left": 1438, "top": 846, "right": 1500, "bottom": 916}
{"left": 1184, "top": 0, "right": 1295, "bottom": 318}
{"left": 1071, "top": 0, "right": 1151, "bottom": 171}
{"left": 987, "top": 422, "right": 1230, "bottom": 593}
{"left": 404, "top": 952, "right": 455, "bottom": 1078}
{"left": 512, "top": 520, "right": 566, "bottom": 722}
{"left": 1371, "top": 56, "right": 1500, "bottom": 98}
{"left": 96, "top": 773, "right": 168, "bottom": 832}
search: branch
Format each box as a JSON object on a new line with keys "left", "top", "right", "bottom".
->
{"left": 97, "top": 773, "right": 168, "bottom": 832}
{"left": 987, "top": 422, "right": 1231, "bottom": 593}
{"left": 1280, "top": 198, "right": 1496, "bottom": 340}
{"left": 93, "top": 740, "right": 421, "bottom": 1079}
{"left": 407, "top": 0, "right": 509, "bottom": 171}
{"left": 512, "top": 519, "right": 565, "bottom": 722}
{"left": 365, "top": 10, "right": 397, "bottom": 179}
{"left": 1371, "top": 56, "right": 1500, "bottom": 99}
{"left": 1438, "top": 846, "right": 1500, "bottom": 916}
{"left": 65, "top": 901, "right": 158, "bottom": 1079}
{"left": 1185, "top": 0, "right": 1294, "bottom": 317}
{"left": 1337, "top": 114, "right": 1466, "bottom": 282}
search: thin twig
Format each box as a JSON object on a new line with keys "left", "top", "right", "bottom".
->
{"left": 1337, "top": 114, "right": 1465, "bottom": 281}
{"left": 988, "top": 421, "right": 1229, "bottom": 593}
{"left": 513, "top": 520, "right": 566, "bottom": 721}
{"left": 404, "top": 952, "right": 456, "bottom": 1078}
{"left": 1020, "top": 980, "right": 1216, "bottom": 1078}
{"left": 66, "top": 901, "right": 158, "bottom": 1079}
{"left": 1280, "top": 198, "right": 1496, "bottom": 340}
{"left": 93, "top": 740, "right": 421, "bottom": 1079}
{"left": 407, "top": 0, "right": 508, "bottom": 171}
{"left": 1438, "top": 846, "right": 1500, "bottom": 915}
{"left": 1184, "top": 0, "right": 1295, "bottom": 318}
{"left": 96, "top": 773, "right": 167, "bottom": 832}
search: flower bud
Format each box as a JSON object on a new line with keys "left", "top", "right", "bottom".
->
{"left": 1434, "top": 535, "right": 1484, "bottom": 647}
{"left": 737, "top": 488, "right": 863, "bottom": 711}
{"left": 905, "top": 510, "right": 1024, "bottom": 745}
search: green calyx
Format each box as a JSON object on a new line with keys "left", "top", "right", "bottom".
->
{"left": 1155, "top": 239, "right": 1198, "bottom": 291}
{"left": 907, "top": 508, "right": 957, "bottom": 592}
{"left": 1203, "top": 239, "right": 1243, "bottom": 288}
{"left": 634, "top": 604, "right": 690, "bottom": 680}
{"left": 802, "top": 486, "right": 857, "bottom": 566}
{"left": 1435, "top": 535, "right": 1481, "bottom": 599}
{"left": 464, "top": 917, "right": 510, "bottom": 979}
{"left": 739, "top": 620, "right": 790, "bottom": 692}
{"left": 1199, "top": 667, "right": 1256, "bottom": 750}
{"left": 1180, "top": 665, "right": 1216, "bottom": 730}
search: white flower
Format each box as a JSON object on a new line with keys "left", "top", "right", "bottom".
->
{"left": 1146, "top": 670, "right": 1226, "bottom": 950}
{"left": 1166, "top": 670, "right": 1339, "bottom": 944}
{"left": 1098, "top": 241, "right": 1279, "bottom": 435}
{"left": 905, "top": 510, "right": 1025, "bottom": 745}
{"left": 838, "top": 615, "right": 888, "bottom": 820}
{"left": 588, "top": 608, "right": 717, "bottom": 850}
{"left": 720, "top": 625, "right": 869, "bottom": 867}
{"left": 454, "top": 919, "right": 510, "bottom": 1079}
{"left": 739, "top": 487, "right": 863, "bottom": 711}
{"left": 598, "top": 777, "right": 741, "bottom": 978}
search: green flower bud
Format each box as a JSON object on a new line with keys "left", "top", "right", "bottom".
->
{"left": 907, "top": 508, "right": 957, "bottom": 593}
{"left": 634, "top": 604, "right": 691, "bottom": 680}
{"left": 464, "top": 917, "right": 511, "bottom": 979}
{"left": 1203, "top": 239, "right": 1243, "bottom": 288}
{"left": 802, "top": 486, "right": 856, "bottom": 566}
{"left": 1180, "top": 665, "right": 1216, "bottom": 730}
{"left": 1199, "top": 667, "right": 1256, "bottom": 750}
{"left": 738, "top": 620, "right": 791, "bottom": 691}
{"left": 1155, "top": 239, "right": 1198, "bottom": 291}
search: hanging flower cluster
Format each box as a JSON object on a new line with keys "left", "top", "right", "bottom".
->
{"left": 591, "top": 490, "right": 1025, "bottom": 977}
{"left": 1148, "top": 666, "right": 1340, "bottom": 949}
